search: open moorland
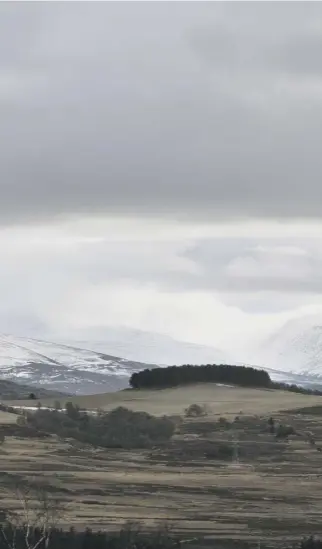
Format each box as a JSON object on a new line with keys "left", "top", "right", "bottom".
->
{"left": 8, "top": 383, "right": 322, "bottom": 416}
{"left": 2, "top": 384, "right": 322, "bottom": 548}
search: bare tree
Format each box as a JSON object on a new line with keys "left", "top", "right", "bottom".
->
{"left": 0, "top": 484, "right": 65, "bottom": 549}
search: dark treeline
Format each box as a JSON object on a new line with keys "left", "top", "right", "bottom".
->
{"left": 129, "top": 364, "right": 322, "bottom": 397}
{"left": 130, "top": 364, "right": 271, "bottom": 390}
{"left": 270, "top": 381, "right": 322, "bottom": 396}
{"left": 0, "top": 524, "right": 179, "bottom": 549}
{"left": 0, "top": 525, "right": 319, "bottom": 549}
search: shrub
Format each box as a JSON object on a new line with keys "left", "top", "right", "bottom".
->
{"left": 275, "top": 424, "right": 296, "bottom": 439}
{"left": 184, "top": 404, "right": 207, "bottom": 418}
{"left": 300, "top": 536, "right": 322, "bottom": 549}
{"left": 268, "top": 416, "right": 275, "bottom": 434}
{"left": 218, "top": 416, "right": 232, "bottom": 429}
{"left": 26, "top": 405, "right": 175, "bottom": 449}
{"left": 205, "top": 443, "right": 234, "bottom": 460}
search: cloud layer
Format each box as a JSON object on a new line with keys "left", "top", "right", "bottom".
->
{"left": 1, "top": 4, "right": 322, "bottom": 361}
{"left": 0, "top": 219, "right": 322, "bottom": 359}
{"left": 1, "top": 3, "right": 322, "bottom": 223}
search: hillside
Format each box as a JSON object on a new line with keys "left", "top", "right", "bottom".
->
{"left": 0, "top": 334, "right": 158, "bottom": 394}
{"left": 53, "top": 325, "right": 227, "bottom": 365}
{"left": 0, "top": 332, "right": 321, "bottom": 396}
{"left": 0, "top": 378, "right": 67, "bottom": 400}
{"left": 257, "top": 314, "right": 322, "bottom": 377}
{"left": 8, "top": 383, "right": 322, "bottom": 417}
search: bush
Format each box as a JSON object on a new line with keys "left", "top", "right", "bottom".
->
{"left": 26, "top": 405, "right": 175, "bottom": 449}
{"left": 205, "top": 443, "right": 233, "bottom": 460}
{"left": 268, "top": 416, "right": 275, "bottom": 434}
{"left": 300, "top": 536, "right": 322, "bottom": 549}
{"left": 218, "top": 416, "right": 232, "bottom": 429}
{"left": 275, "top": 423, "right": 296, "bottom": 439}
{"left": 184, "top": 404, "right": 207, "bottom": 418}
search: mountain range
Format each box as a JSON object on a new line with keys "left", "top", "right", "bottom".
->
{"left": 0, "top": 333, "right": 155, "bottom": 394}
{"left": 51, "top": 326, "right": 227, "bottom": 366}
{"left": 0, "top": 318, "right": 322, "bottom": 395}
{"left": 0, "top": 329, "right": 227, "bottom": 394}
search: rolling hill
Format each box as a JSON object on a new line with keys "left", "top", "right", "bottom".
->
{"left": 7, "top": 383, "right": 322, "bottom": 417}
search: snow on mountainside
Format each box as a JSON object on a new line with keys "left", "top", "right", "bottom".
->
{"left": 256, "top": 314, "right": 322, "bottom": 378}
{"left": 52, "top": 326, "right": 228, "bottom": 366}
{"left": 0, "top": 326, "right": 240, "bottom": 395}
{"left": 0, "top": 334, "right": 158, "bottom": 394}
{"left": 0, "top": 329, "right": 227, "bottom": 395}
{"left": 0, "top": 327, "right": 318, "bottom": 396}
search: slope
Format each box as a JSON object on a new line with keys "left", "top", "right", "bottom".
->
{"left": 52, "top": 325, "right": 227, "bottom": 365}
{"left": 0, "top": 334, "right": 158, "bottom": 394}
{"left": 255, "top": 315, "right": 322, "bottom": 377}
{"left": 7, "top": 383, "right": 322, "bottom": 417}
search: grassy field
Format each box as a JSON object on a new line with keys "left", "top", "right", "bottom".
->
{"left": 1, "top": 385, "right": 322, "bottom": 548}
{"left": 8, "top": 383, "right": 322, "bottom": 416}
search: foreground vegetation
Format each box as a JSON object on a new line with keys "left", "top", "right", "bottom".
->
{"left": 0, "top": 482, "right": 320, "bottom": 549}
{"left": 1, "top": 378, "right": 322, "bottom": 547}
{"left": 0, "top": 524, "right": 320, "bottom": 549}
{"left": 22, "top": 403, "right": 175, "bottom": 449}
{"left": 0, "top": 522, "right": 181, "bottom": 549}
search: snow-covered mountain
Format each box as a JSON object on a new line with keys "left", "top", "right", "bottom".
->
{"left": 256, "top": 314, "right": 322, "bottom": 378}
{"left": 0, "top": 326, "right": 319, "bottom": 396}
{"left": 0, "top": 329, "right": 227, "bottom": 395}
{"left": 52, "top": 326, "right": 228, "bottom": 366}
{"left": 0, "top": 334, "right": 158, "bottom": 394}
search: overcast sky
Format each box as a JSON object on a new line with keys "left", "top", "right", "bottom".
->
{"left": 1, "top": 2, "right": 322, "bottom": 360}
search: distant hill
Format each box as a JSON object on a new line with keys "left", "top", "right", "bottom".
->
{"left": 0, "top": 334, "right": 159, "bottom": 394}
{"left": 0, "top": 331, "right": 319, "bottom": 396}
{"left": 53, "top": 325, "right": 227, "bottom": 366}
{"left": 256, "top": 314, "right": 322, "bottom": 377}
{"left": 0, "top": 378, "right": 67, "bottom": 400}
{"left": 0, "top": 330, "right": 228, "bottom": 395}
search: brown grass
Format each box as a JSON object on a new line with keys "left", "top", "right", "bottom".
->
{"left": 7, "top": 383, "right": 322, "bottom": 417}
{"left": 2, "top": 386, "right": 322, "bottom": 547}
{"left": 0, "top": 410, "right": 20, "bottom": 424}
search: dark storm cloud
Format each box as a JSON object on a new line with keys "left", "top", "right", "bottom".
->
{"left": 1, "top": 2, "right": 322, "bottom": 224}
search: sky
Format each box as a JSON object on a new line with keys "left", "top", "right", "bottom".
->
{"left": 2, "top": 2, "right": 322, "bottom": 360}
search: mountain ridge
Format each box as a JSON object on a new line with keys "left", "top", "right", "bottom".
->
{"left": 0, "top": 328, "right": 321, "bottom": 395}
{"left": 255, "top": 315, "right": 322, "bottom": 377}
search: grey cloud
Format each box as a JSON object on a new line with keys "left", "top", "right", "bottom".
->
{"left": 36, "top": 235, "right": 322, "bottom": 299}
{"left": 1, "top": 3, "right": 322, "bottom": 224}
{"left": 176, "top": 238, "right": 322, "bottom": 296}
